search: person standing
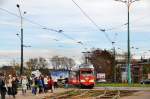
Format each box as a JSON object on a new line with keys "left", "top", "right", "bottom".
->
{"left": 11, "top": 76, "right": 18, "bottom": 98}
{"left": 47, "top": 76, "right": 54, "bottom": 93}
{"left": 21, "top": 76, "right": 28, "bottom": 95}
{"left": 38, "top": 77, "right": 43, "bottom": 94}
{"left": 0, "top": 73, "right": 7, "bottom": 99}
{"left": 27, "top": 77, "right": 32, "bottom": 90}
{"left": 32, "top": 77, "right": 38, "bottom": 95}
{"left": 7, "top": 75, "right": 13, "bottom": 98}
{"left": 43, "top": 76, "right": 48, "bottom": 93}
{"left": 53, "top": 76, "right": 58, "bottom": 88}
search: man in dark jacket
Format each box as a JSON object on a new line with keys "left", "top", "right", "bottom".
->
{"left": 0, "top": 73, "right": 7, "bottom": 99}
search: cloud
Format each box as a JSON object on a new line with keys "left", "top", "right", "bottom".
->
{"left": 0, "top": 0, "right": 150, "bottom": 64}
{"left": 0, "top": 48, "right": 83, "bottom": 65}
{"left": 0, "top": 0, "right": 7, "bottom": 5}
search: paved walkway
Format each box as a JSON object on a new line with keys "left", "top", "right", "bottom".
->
{"left": 5, "top": 88, "right": 70, "bottom": 99}
{"left": 121, "top": 91, "right": 150, "bottom": 99}
{"left": 4, "top": 88, "right": 150, "bottom": 99}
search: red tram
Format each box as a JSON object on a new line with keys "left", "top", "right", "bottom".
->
{"left": 69, "top": 64, "right": 95, "bottom": 88}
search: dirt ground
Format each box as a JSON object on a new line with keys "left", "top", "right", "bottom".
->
{"left": 4, "top": 88, "right": 150, "bottom": 99}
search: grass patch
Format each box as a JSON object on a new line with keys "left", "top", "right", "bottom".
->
{"left": 89, "top": 90, "right": 104, "bottom": 97}
{"left": 67, "top": 90, "right": 81, "bottom": 96}
{"left": 57, "top": 90, "right": 84, "bottom": 98}
{"left": 59, "top": 90, "right": 74, "bottom": 95}
{"left": 96, "top": 83, "right": 150, "bottom": 87}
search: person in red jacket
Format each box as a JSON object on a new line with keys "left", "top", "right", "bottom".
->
{"left": 47, "top": 76, "right": 54, "bottom": 93}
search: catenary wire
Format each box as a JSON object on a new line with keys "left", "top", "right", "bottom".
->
{"left": 71, "top": 0, "right": 113, "bottom": 44}
{"left": 0, "top": 7, "right": 84, "bottom": 45}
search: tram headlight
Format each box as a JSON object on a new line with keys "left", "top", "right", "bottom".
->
{"left": 80, "top": 80, "right": 85, "bottom": 82}
{"left": 72, "top": 80, "right": 76, "bottom": 83}
{"left": 89, "top": 79, "right": 94, "bottom": 82}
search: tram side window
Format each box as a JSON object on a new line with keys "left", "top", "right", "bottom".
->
{"left": 70, "top": 72, "right": 76, "bottom": 78}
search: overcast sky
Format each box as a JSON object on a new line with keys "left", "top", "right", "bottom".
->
{"left": 0, "top": 0, "right": 150, "bottom": 65}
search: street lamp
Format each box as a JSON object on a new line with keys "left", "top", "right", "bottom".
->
{"left": 16, "top": 4, "right": 24, "bottom": 75}
{"left": 112, "top": 41, "right": 116, "bottom": 82}
{"left": 114, "top": 0, "right": 140, "bottom": 84}
{"left": 16, "top": 33, "right": 31, "bottom": 48}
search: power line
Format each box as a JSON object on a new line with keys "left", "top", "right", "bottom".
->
{"left": 63, "top": 14, "right": 149, "bottom": 33}
{"left": 0, "top": 8, "right": 19, "bottom": 17}
{"left": 42, "top": 28, "right": 85, "bottom": 46}
{"left": 0, "top": 7, "right": 65, "bottom": 33}
{"left": 105, "top": 14, "right": 150, "bottom": 32}
{"left": 0, "top": 7, "right": 85, "bottom": 46}
{"left": 71, "top": 0, "right": 113, "bottom": 44}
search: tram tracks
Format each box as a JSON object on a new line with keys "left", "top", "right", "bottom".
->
{"left": 43, "top": 88, "right": 138, "bottom": 99}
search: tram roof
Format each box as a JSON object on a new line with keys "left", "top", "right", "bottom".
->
{"left": 79, "top": 63, "right": 94, "bottom": 69}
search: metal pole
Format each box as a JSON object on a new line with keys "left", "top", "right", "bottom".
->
{"left": 115, "top": 0, "right": 140, "bottom": 84}
{"left": 17, "top": 4, "right": 23, "bottom": 75}
{"left": 127, "top": 0, "right": 132, "bottom": 84}
{"left": 112, "top": 42, "right": 116, "bottom": 82}
{"left": 114, "top": 46, "right": 116, "bottom": 82}
{"left": 21, "top": 28, "right": 23, "bottom": 75}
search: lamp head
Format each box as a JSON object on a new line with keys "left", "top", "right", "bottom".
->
{"left": 24, "top": 11, "right": 27, "bottom": 14}
{"left": 112, "top": 41, "right": 115, "bottom": 44}
{"left": 58, "top": 30, "right": 63, "bottom": 33}
{"left": 16, "top": 4, "right": 20, "bottom": 8}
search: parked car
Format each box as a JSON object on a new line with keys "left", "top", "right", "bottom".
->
{"left": 140, "top": 79, "right": 150, "bottom": 84}
{"left": 97, "top": 79, "right": 106, "bottom": 83}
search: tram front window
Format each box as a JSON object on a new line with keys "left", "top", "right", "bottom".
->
{"left": 81, "top": 71, "right": 93, "bottom": 76}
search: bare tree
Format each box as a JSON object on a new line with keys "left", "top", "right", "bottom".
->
{"left": 51, "top": 56, "right": 60, "bottom": 69}
{"left": 51, "top": 56, "right": 75, "bottom": 70}
{"left": 26, "top": 57, "right": 48, "bottom": 70}
{"left": 38, "top": 57, "right": 48, "bottom": 69}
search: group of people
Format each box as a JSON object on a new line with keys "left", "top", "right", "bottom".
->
{"left": 0, "top": 73, "right": 54, "bottom": 99}
{"left": 31, "top": 75, "right": 54, "bottom": 95}
{"left": 0, "top": 74, "right": 19, "bottom": 99}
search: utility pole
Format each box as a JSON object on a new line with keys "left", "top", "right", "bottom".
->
{"left": 115, "top": 0, "right": 140, "bottom": 84}
{"left": 17, "top": 4, "right": 23, "bottom": 75}
{"left": 112, "top": 41, "right": 116, "bottom": 82}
